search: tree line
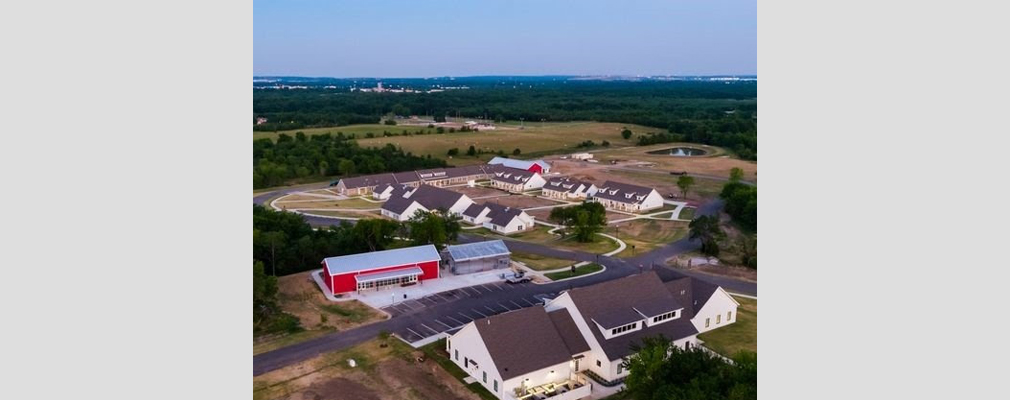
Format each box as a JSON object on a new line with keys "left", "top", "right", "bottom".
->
{"left": 624, "top": 335, "right": 757, "bottom": 400}
{"left": 253, "top": 131, "right": 446, "bottom": 188}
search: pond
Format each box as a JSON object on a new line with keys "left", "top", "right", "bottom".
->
{"left": 647, "top": 147, "right": 707, "bottom": 157}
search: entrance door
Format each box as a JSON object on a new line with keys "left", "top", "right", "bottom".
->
{"left": 574, "top": 358, "right": 580, "bottom": 371}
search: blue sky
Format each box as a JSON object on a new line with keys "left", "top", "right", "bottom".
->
{"left": 254, "top": 0, "right": 756, "bottom": 77}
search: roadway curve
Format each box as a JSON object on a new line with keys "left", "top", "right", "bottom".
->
{"left": 252, "top": 189, "right": 756, "bottom": 376}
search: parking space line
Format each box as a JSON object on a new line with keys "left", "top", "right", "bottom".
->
{"left": 420, "top": 323, "right": 440, "bottom": 335}
{"left": 485, "top": 305, "right": 498, "bottom": 314}
{"left": 521, "top": 298, "right": 535, "bottom": 306}
{"left": 446, "top": 316, "right": 464, "bottom": 325}
{"left": 435, "top": 319, "right": 454, "bottom": 329}
{"left": 398, "top": 301, "right": 416, "bottom": 310}
{"left": 477, "top": 284, "right": 493, "bottom": 293}
{"left": 499, "top": 302, "right": 513, "bottom": 311}
{"left": 458, "top": 312, "right": 475, "bottom": 322}
{"left": 493, "top": 283, "right": 507, "bottom": 291}
{"left": 410, "top": 300, "right": 426, "bottom": 308}
{"left": 509, "top": 300, "right": 524, "bottom": 309}
{"left": 435, "top": 292, "right": 451, "bottom": 301}
{"left": 467, "top": 287, "right": 483, "bottom": 296}
{"left": 405, "top": 327, "right": 425, "bottom": 341}
{"left": 471, "top": 308, "right": 488, "bottom": 318}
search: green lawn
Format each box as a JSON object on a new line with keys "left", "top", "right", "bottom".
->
{"left": 697, "top": 296, "right": 757, "bottom": 356}
{"left": 544, "top": 263, "right": 604, "bottom": 280}
{"left": 421, "top": 338, "right": 499, "bottom": 400}
{"left": 677, "top": 207, "right": 697, "bottom": 220}
{"left": 511, "top": 250, "right": 576, "bottom": 271}
{"left": 610, "top": 219, "right": 690, "bottom": 258}
{"left": 478, "top": 225, "right": 620, "bottom": 255}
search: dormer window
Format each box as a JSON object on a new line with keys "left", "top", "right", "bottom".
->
{"left": 609, "top": 321, "right": 638, "bottom": 335}
{"left": 651, "top": 311, "right": 678, "bottom": 323}
{"left": 610, "top": 190, "right": 618, "bottom": 195}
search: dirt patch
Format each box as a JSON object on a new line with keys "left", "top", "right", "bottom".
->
{"left": 290, "top": 377, "right": 382, "bottom": 400}
{"left": 449, "top": 185, "right": 506, "bottom": 199}
{"left": 475, "top": 194, "right": 564, "bottom": 209}
{"left": 376, "top": 357, "right": 479, "bottom": 400}
{"left": 276, "top": 271, "right": 384, "bottom": 330}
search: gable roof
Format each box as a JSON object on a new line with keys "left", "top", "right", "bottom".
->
{"left": 547, "top": 309, "right": 591, "bottom": 355}
{"left": 339, "top": 165, "right": 503, "bottom": 190}
{"left": 488, "top": 156, "right": 550, "bottom": 171}
{"left": 462, "top": 203, "right": 487, "bottom": 218}
{"left": 592, "top": 180, "right": 657, "bottom": 205}
{"left": 323, "top": 244, "right": 440, "bottom": 275}
{"left": 484, "top": 203, "right": 526, "bottom": 226}
{"left": 380, "top": 185, "right": 465, "bottom": 215}
{"left": 490, "top": 167, "right": 538, "bottom": 184}
{"left": 444, "top": 240, "right": 510, "bottom": 262}
{"left": 473, "top": 307, "right": 574, "bottom": 381}
{"left": 545, "top": 177, "right": 592, "bottom": 194}
{"left": 565, "top": 271, "right": 697, "bottom": 360}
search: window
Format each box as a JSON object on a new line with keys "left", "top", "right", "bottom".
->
{"left": 617, "top": 364, "right": 623, "bottom": 374}
{"left": 494, "top": 380, "right": 498, "bottom": 392}
{"left": 455, "top": 349, "right": 459, "bottom": 361}
{"left": 705, "top": 318, "right": 710, "bottom": 328}
{"left": 610, "top": 321, "right": 639, "bottom": 335}
{"left": 483, "top": 371, "right": 487, "bottom": 383}
{"left": 716, "top": 314, "right": 721, "bottom": 324}
{"left": 652, "top": 311, "right": 677, "bottom": 323}
{"left": 596, "top": 360, "right": 602, "bottom": 367}
{"left": 728, "top": 311, "right": 733, "bottom": 321}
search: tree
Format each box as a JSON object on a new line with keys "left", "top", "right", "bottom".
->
{"left": 447, "top": 148, "right": 459, "bottom": 156}
{"left": 623, "top": 335, "right": 756, "bottom": 400}
{"left": 253, "top": 260, "right": 278, "bottom": 316}
{"left": 689, "top": 215, "right": 724, "bottom": 257}
{"left": 729, "top": 167, "right": 744, "bottom": 183}
{"left": 602, "top": 140, "right": 611, "bottom": 147}
{"left": 676, "top": 175, "right": 695, "bottom": 198}
{"left": 406, "top": 210, "right": 452, "bottom": 249}
{"left": 739, "top": 236, "right": 757, "bottom": 269}
{"left": 513, "top": 148, "right": 521, "bottom": 155}
{"left": 467, "top": 145, "right": 477, "bottom": 156}
{"left": 621, "top": 128, "right": 633, "bottom": 140}
{"left": 261, "top": 231, "right": 287, "bottom": 276}
{"left": 384, "top": 119, "right": 397, "bottom": 125}
{"left": 549, "top": 202, "right": 606, "bottom": 242}
{"left": 436, "top": 126, "right": 445, "bottom": 134}
{"left": 318, "top": 160, "right": 329, "bottom": 176}
{"left": 352, "top": 219, "right": 400, "bottom": 252}
{"left": 337, "top": 159, "right": 356, "bottom": 176}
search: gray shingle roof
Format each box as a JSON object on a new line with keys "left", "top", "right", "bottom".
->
{"left": 444, "top": 240, "right": 510, "bottom": 262}
{"left": 380, "top": 185, "right": 464, "bottom": 215}
{"left": 548, "top": 309, "right": 591, "bottom": 356}
{"left": 566, "top": 271, "right": 698, "bottom": 360}
{"left": 592, "top": 180, "right": 657, "bottom": 205}
{"left": 545, "top": 177, "right": 591, "bottom": 194}
{"left": 490, "top": 167, "right": 538, "bottom": 183}
{"left": 462, "top": 203, "right": 486, "bottom": 218}
{"left": 474, "top": 307, "right": 574, "bottom": 380}
{"left": 339, "top": 165, "right": 502, "bottom": 190}
{"left": 488, "top": 157, "right": 550, "bottom": 171}
{"left": 323, "top": 245, "right": 440, "bottom": 275}
{"left": 484, "top": 203, "right": 525, "bottom": 226}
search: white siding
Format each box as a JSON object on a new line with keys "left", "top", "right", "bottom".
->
{"left": 447, "top": 323, "right": 505, "bottom": 398}
{"left": 638, "top": 190, "right": 665, "bottom": 211}
{"left": 448, "top": 196, "right": 475, "bottom": 215}
{"left": 502, "top": 361, "right": 574, "bottom": 400}
{"left": 543, "top": 293, "right": 615, "bottom": 380}
{"left": 691, "top": 288, "right": 740, "bottom": 334}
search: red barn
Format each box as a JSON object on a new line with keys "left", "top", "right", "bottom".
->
{"left": 321, "top": 244, "right": 441, "bottom": 295}
{"left": 488, "top": 157, "right": 551, "bottom": 175}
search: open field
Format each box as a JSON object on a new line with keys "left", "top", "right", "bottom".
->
{"left": 472, "top": 225, "right": 620, "bottom": 255}
{"left": 610, "top": 219, "right": 690, "bottom": 258}
{"left": 598, "top": 169, "right": 726, "bottom": 202}
{"left": 697, "top": 296, "right": 757, "bottom": 356}
{"left": 447, "top": 185, "right": 504, "bottom": 199}
{"left": 550, "top": 142, "right": 757, "bottom": 182}
{"left": 274, "top": 197, "right": 380, "bottom": 210}
{"left": 254, "top": 337, "right": 485, "bottom": 400}
{"left": 544, "top": 263, "right": 604, "bottom": 280}
{"left": 256, "top": 121, "right": 654, "bottom": 163}
{"left": 475, "top": 194, "right": 566, "bottom": 209}
{"left": 678, "top": 207, "right": 696, "bottom": 220}
{"left": 511, "top": 250, "right": 576, "bottom": 271}
{"left": 254, "top": 271, "right": 386, "bottom": 355}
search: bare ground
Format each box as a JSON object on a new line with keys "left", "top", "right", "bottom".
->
{"left": 448, "top": 185, "right": 506, "bottom": 199}
{"left": 475, "top": 194, "right": 565, "bottom": 209}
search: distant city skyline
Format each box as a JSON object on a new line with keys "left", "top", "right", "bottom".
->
{"left": 254, "top": 0, "right": 756, "bottom": 77}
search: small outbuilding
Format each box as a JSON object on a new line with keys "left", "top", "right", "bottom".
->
{"left": 442, "top": 240, "right": 512, "bottom": 275}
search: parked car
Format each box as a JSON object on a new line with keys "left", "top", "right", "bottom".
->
{"left": 667, "top": 193, "right": 679, "bottom": 198}
{"left": 505, "top": 271, "right": 531, "bottom": 284}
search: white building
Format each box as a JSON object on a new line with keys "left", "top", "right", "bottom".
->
{"left": 542, "top": 177, "right": 597, "bottom": 200}
{"left": 380, "top": 184, "right": 474, "bottom": 221}
{"left": 488, "top": 157, "right": 551, "bottom": 174}
{"left": 570, "top": 153, "right": 593, "bottom": 160}
{"left": 446, "top": 271, "right": 739, "bottom": 393}
{"left": 590, "top": 181, "right": 664, "bottom": 213}
{"left": 461, "top": 203, "right": 536, "bottom": 235}
{"left": 490, "top": 168, "right": 547, "bottom": 193}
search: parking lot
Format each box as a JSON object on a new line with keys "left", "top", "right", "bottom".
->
{"left": 384, "top": 281, "right": 560, "bottom": 345}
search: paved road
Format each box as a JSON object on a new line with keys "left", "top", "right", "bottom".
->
{"left": 252, "top": 189, "right": 757, "bottom": 376}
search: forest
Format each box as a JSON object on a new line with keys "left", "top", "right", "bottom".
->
{"left": 253, "top": 131, "right": 446, "bottom": 189}
{"left": 254, "top": 79, "right": 757, "bottom": 160}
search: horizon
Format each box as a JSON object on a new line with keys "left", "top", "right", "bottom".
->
{"left": 254, "top": 0, "right": 756, "bottom": 77}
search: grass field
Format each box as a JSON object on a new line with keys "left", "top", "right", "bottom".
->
{"left": 678, "top": 207, "right": 697, "bottom": 220}
{"left": 545, "top": 263, "right": 604, "bottom": 280}
{"left": 471, "top": 225, "right": 619, "bottom": 255}
{"left": 606, "top": 169, "right": 726, "bottom": 201}
{"left": 274, "top": 196, "right": 381, "bottom": 210}
{"left": 511, "top": 250, "right": 576, "bottom": 271}
{"left": 297, "top": 210, "right": 382, "bottom": 219}
{"left": 610, "top": 219, "right": 690, "bottom": 258}
{"left": 256, "top": 121, "right": 656, "bottom": 163}
{"left": 697, "top": 296, "right": 757, "bottom": 356}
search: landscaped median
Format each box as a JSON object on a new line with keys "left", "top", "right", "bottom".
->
{"left": 470, "top": 225, "right": 621, "bottom": 255}
{"left": 510, "top": 250, "right": 577, "bottom": 271}
{"left": 544, "top": 263, "right": 604, "bottom": 281}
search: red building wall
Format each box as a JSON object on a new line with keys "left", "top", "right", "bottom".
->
{"left": 527, "top": 164, "right": 543, "bottom": 174}
{"left": 327, "top": 259, "right": 440, "bottom": 295}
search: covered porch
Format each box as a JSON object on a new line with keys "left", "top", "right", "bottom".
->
{"left": 509, "top": 374, "right": 592, "bottom": 400}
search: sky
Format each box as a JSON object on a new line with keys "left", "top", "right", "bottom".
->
{"left": 254, "top": 0, "right": 756, "bottom": 77}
